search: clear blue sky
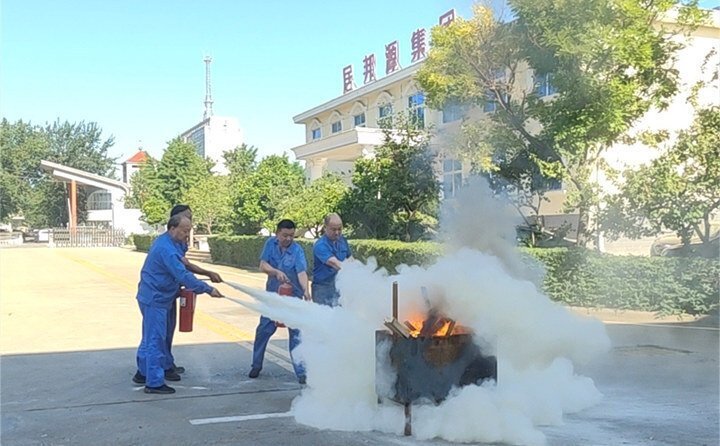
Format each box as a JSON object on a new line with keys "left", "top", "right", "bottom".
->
{"left": 1, "top": 0, "right": 477, "bottom": 166}
{"left": 2, "top": 0, "right": 717, "bottom": 167}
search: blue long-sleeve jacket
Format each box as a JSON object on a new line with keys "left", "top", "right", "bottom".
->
{"left": 136, "top": 232, "right": 212, "bottom": 309}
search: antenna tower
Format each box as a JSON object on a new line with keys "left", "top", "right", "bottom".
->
{"left": 203, "top": 56, "right": 214, "bottom": 120}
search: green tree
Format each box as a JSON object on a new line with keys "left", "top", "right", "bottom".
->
{"left": 223, "top": 143, "right": 258, "bottom": 178}
{"left": 0, "top": 119, "right": 116, "bottom": 227}
{"left": 277, "top": 173, "right": 349, "bottom": 237}
{"left": 139, "top": 194, "right": 169, "bottom": 227}
{"left": 124, "top": 157, "right": 171, "bottom": 226}
{"left": 231, "top": 153, "right": 305, "bottom": 234}
{"left": 0, "top": 120, "right": 49, "bottom": 222}
{"left": 602, "top": 106, "right": 720, "bottom": 254}
{"left": 183, "top": 175, "right": 233, "bottom": 234}
{"left": 416, "top": 1, "right": 706, "bottom": 246}
{"left": 340, "top": 113, "right": 440, "bottom": 241}
{"left": 45, "top": 120, "right": 116, "bottom": 176}
{"left": 154, "top": 138, "right": 213, "bottom": 206}
{"left": 124, "top": 138, "right": 213, "bottom": 226}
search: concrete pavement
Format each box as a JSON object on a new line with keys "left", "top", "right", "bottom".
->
{"left": 0, "top": 246, "right": 717, "bottom": 445}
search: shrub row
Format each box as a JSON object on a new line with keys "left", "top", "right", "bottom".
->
{"left": 528, "top": 248, "right": 719, "bottom": 316}
{"left": 207, "top": 236, "right": 444, "bottom": 275}
{"left": 133, "top": 234, "right": 156, "bottom": 252}
{"left": 155, "top": 235, "right": 719, "bottom": 316}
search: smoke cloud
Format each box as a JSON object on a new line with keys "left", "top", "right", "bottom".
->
{"left": 226, "top": 179, "right": 610, "bottom": 446}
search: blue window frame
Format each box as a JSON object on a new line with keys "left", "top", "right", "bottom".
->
{"left": 535, "top": 72, "right": 557, "bottom": 97}
{"left": 353, "top": 113, "right": 366, "bottom": 127}
{"left": 408, "top": 93, "right": 425, "bottom": 128}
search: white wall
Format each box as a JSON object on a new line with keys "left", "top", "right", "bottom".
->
{"left": 205, "top": 116, "right": 244, "bottom": 175}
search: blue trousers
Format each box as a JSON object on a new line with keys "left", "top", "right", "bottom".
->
{"left": 251, "top": 316, "right": 305, "bottom": 378}
{"left": 312, "top": 281, "right": 340, "bottom": 307}
{"left": 136, "top": 302, "right": 170, "bottom": 388}
{"left": 166, "top": 299, "right": 177, "bottom": 370}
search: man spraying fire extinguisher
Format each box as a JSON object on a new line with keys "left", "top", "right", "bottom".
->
{"left": 249, "top": 219, "right": 311, "bottom": 384}
{"left": 164, "top": 205, "right": 223, "bottom": 376}
{"left": 133, "top": 214, "right": 223, "bottom": 394}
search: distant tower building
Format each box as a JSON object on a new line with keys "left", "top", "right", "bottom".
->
{"left": 122, "top": 149, "right": 149, "bottom": 183}
{"left": 180, "top": 56, "right": 243, "bottom": 175}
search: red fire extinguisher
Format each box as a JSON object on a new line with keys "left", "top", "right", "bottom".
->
{"left": 275, "top": 282, "right": 293, "bottom": 328}
{"left": 178, "top": 288, "right": 196, "bottom": 332}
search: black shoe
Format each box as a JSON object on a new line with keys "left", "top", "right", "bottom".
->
{"left": 132, "top": 371, "right": 146, "bottom": 385}
{"left": 164, "top": 370, "right": 181, "bottom": 381}
{"left": 248, "top": 367, "right": 261, "bottom": 379}
{"left": 144, "top": 384, "right": 175, "bottom": 394}
{"left": 298, "top": 376, "right": 307, "bottom": 385}
{"left": 172, "top": 364, "right": 185, "bottom": 374}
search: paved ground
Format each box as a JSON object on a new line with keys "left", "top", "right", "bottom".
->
{"left": 0, "top": 246, "right": 718, "bottom": 445}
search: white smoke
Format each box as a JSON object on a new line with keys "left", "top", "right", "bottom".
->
{"left": 226, "top": 179, "right": 610, "bottom": 446}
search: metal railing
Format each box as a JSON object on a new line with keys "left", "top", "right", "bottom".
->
{"left": 49, "top": 227, "right": 125, "bottom": 247}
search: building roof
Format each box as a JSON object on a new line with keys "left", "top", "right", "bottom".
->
{"left": 292, "top": 62, "right": 423, "bottom": 123}
{"left": 125, "top": 150, "right": 149, "bottom": 164}
{"left": 40, "top": 160, "right": 130, "bottom": 194}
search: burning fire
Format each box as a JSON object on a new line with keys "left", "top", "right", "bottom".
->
{"left": 405, "top": 319, "right": 448, "bottom": 337}
{"left": 384, "top": 283, "right": 471, "bottom": 339}
{"left": 387, "top": 317, "right": 471, "bottom": 338}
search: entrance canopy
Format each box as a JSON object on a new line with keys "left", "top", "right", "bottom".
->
{"left": 39, "top": 160, "right": 129, "bottom": 228}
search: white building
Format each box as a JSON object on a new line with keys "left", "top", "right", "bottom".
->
{"left": 40, "top": 160, "right": 148, "bottom": 235}
{"left": 290, "top": 8, "right": 720, "bottom": 251}
{"left": 180, "top": 116, "right": 243, "bottom": 175}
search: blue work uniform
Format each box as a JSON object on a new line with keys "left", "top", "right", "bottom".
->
{"left": 311, "top": 234, "right": 351, "bottom": 307}
{"left": 135, "top": 233, "right": 212, "bottom": 388}
{"left": 165, "top": 240, "right": 189, "bottom": 370}
{"left": 251, "top": 236, "right": 307, "bottom": 379}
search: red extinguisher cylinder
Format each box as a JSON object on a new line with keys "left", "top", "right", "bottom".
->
{"left": 178, "top": 288, "right": 196, "bottom": 332}
{"left": 275, "top": 282, "right": 293, "bottom": 328}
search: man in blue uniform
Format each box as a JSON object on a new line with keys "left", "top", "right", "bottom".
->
{"left": 312, "top": 213, "right": 352, "bottom": 307}
{"left": 134, "top": 214, "right": 223, "bottom": 394}
{"left": 248, "top": 219, "right": 311, "bottom": 384}
{"left": 164, "top": 205, "right": 222, "bottom": 376}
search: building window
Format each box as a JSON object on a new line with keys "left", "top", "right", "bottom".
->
{"left": 442, "top": 159, "right": 463, "bottom": 198}
{"left": 483, "top": 91, "right": 497, "bottom": 113}
{"left": 87, "top": 191, "right": 112, "bottom": 210}
{"left": 353, "top": 113, "right": 366, "bottom": 127}
{"left": 484, "top": 69, "right": 508, "bottom": 114}
{"left": 535, "top": 72, "right": 557, "bottom": 97}
{"left": 408, "top": 92, "right": 425, "bottom": 128}
{"left": 378, "top": 104, "right": 393, "bottom": 127}
{"left": 311, "top": 128, "right": 321, "bottom": 140}
{"left": 188, "top": 128, "right": 205, "bottom": 157}
{"left": 331, "top": 121, "right": 342, "bottom": 133}
{"left": 442, "top": 102, "right": 465, "bottom": 123}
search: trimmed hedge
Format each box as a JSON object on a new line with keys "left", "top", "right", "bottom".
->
{"left": 204, "top": 236, "right": 720, "bottom": 316}
{"left": 526, "top": 248, "right": 720, "bottom": 316}
{"left": 133, "top": 234, "right": 156, "bottom": 252}
{"left": 207, "top": 236, "right": 444, "bottom": 275}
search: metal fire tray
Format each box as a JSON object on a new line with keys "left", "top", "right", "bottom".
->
{"left": 376, "top": 330, "right": 497, "bottom": 405}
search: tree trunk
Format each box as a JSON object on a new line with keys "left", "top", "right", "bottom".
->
{"left": 576, "top": 207, "right": 590, "bottom": 247}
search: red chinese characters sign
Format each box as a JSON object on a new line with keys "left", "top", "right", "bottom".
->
{"left": 411, "top": 28, "right": 426, "bottom": 62}
{"left": 385, "top": 40, "right": 400, "bottom": 75}
{"left": 363, "top": 54, "right": 376, "bottom": 84}
{"left": 439, "top": 9, "right": 455, "bottom": 26}
{"left": 342, "top": 10, "right": 458, "bottom": 93}
{"left": 343, "top": 65, "right": 354, "bottom": 93}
